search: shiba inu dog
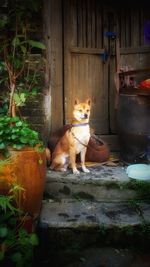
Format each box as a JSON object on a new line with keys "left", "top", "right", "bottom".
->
{"left": 50, "top": 99, "right": 91, "bottom": 174}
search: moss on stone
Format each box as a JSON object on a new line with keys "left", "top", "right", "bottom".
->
{"left": 73, "top": 192, "right": 95, "bottom": 201}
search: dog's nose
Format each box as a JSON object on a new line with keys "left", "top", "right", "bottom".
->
{"left": 84, "top": 113, "right": 88, "bottom": 119}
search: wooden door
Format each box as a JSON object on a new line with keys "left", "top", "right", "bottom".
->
{"left": 63, "top": 1, "right": 150, "bottom": 137}
{"left": 63, "top": 0, "right": 109, "bottom": 135}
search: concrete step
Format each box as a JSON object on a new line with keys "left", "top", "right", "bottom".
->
{"left": 45, "top": 164, "right": 149, "bottom": 202}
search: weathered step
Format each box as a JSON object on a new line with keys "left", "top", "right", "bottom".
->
{"left": 45, "top": 165, "right": 149, "bottom": 202}
{"left": 37, "top": 200, "right": 150, "bottom": 267}
{"left": 40, "top": 200, "right": 150, "bottom": 229}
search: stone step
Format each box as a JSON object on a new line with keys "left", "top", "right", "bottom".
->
{"left": 45, "top": 164, "right": 149, "bottom": 202}
{"left": 37, "top": 200, "right": 150, "bottom": 266}
{"left": 40, "top": 200, "right": 150, "bottom": 229}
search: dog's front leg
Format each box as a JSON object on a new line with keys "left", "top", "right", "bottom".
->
{"left": 70, "top": 149, "right": 80, "bottom": 174}
{"left": 80, "top": 147, "right": 90, "bottom": 173}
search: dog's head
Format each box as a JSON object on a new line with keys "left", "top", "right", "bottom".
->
{"left": 73, "top": 99, "right": 91, "bottom": 122}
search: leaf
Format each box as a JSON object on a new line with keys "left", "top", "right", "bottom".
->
{"left": 0, "top": 143, "right": 5, "bottom": 149}
{"left": 20, "top": 137, "right": 29, "bottom": 144}
{"left": 11, "top": 117, "right": 20, "bottom": 123}
{"left": 0, "top": 251, "right": 4, "bottom": 261}
{"left": 0, "top": 16, "right": 8, "bottom": 28}
{"left": 31, "top": 87, "right": 39, "bottom": 95}
{"left": 13, "top": 93, "right": 21, "bottom": 106}
{"left": 13, "top": 58, "right": 22, "bottom": 69}
{"left": 11, "top": 252, "right": 22, "bottom": 264}
{"left": 20, "top": 45, "right": 27, "bottom": 54}
{"left": 27, "top": 40, "right": 46, "bottom": 49}
{"left": 16, "top": 121, "right": 23, "bottom": 127}
{"left": 12, "top": 144, "right": 24, "bottom": 150}
{"left": 12, "top": 36, "right": 20, "bottom": 47}
{"left": 20, "top": 93, "right": 26, "bottom": 103}
{"left": 14, "top": 93, "right": 26, "bottom": 107}
{"left": 29, "top": 233, "right": 39, "bottom": 246}
{"left": 11, "top": 134, "right": 17, "bottom": 140}
{"left": 38, "top": 159, "right": 43, "bottom": 165}
{"left": 0, "top": 226, "right": 8, "bottom": 238}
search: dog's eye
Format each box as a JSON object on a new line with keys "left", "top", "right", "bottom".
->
{"left": 79, "top": 110, "right": 83, "bottom": 113}
{"left": 86, "top": 110, "right": 89, "bottom": 112}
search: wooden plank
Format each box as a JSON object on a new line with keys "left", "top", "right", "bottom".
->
{"left": 77, "top": 0, "right": 82, "bottom": 47}
{"left": 43, "top": 0, "right": 52, "bottom": 141}
{"left": 125, "top": 9, "right": 131, "bottom": 47}
{"left": 109, "top": 53, "right": 118, "bottom": 134}
{"left": 87, "top": 0, "right": 92, "bottom": 48}
{"left": 102, "top": 5, "right": 111, "bottom": 133}
{"left": 111, "top": 46, "right": 150, "bottom": 55}
{"left": 70, "top": 46, "right": 105, "bottom": 54}
{"left": 44, "top": 0, "right": 63, "bottom": 133}
{"left": 64, "top": 0, "right": 78, "bottom": 121}
{"left": 91, "top": 0, "right": 96, "bottom": 48}
{"left": 120, "top": 8, "right": 126, "bottom": 48}
{"left": 130, "top": 9, "right": 140, "bottom": 47}
{"left": 139, "top": 8, "right": 144, "bottom": 46}
{"left": 82, "top": 0, "right": 87, "bottom": 47}
{"left": 96, "top": 1, "right": 102, "bottom": 48}
{"left": 118, "top": 67, "right": 150, "bottom": 76}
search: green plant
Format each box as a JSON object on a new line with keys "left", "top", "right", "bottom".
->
{"left": 0, "top": 0, "right": 46, "bottom": 157}
{"left": 0, "top": 116, "right": 44, "bottom": 155}
{"left": 125, "top": 180, "right": 150, "bottom": 202}
{"left": 0, "top": 0, "right": 45, "bottom": 117}
{"left": 0, "top": 177, "right": 39, "bottom": 267}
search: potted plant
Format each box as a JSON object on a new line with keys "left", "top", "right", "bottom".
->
{"left": 0, "top": 116, "right": 46, "bottom": 219}
{"left": 0, "top": 165, "right": 39, "bottom": 267}
{"left": 0, "top": 0, "right": 47, "bottom": 219}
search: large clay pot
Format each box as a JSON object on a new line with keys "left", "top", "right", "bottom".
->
{"left": 117, "top": 92, "right": 150, "bottom": 163}
{"left": 0, "top": 146, "right": 46, "bottom": 219}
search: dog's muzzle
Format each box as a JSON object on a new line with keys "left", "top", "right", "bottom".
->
{"left": 80, "top": 113, "right": 88, "bottom": 119}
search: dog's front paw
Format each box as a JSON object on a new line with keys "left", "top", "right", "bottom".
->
{"left": 73, "top": 168, "right": 80, "bottom": 174}
{"left": 82, "top": 167, "right": 90, "bottom": 173}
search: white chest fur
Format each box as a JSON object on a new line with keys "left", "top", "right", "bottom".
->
{"left": 70, "top": 125, "right": 90, "bottom": 153}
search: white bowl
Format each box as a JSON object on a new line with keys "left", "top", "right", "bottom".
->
{"left": 126, "top": 164, "right": 150, "bottom": 180}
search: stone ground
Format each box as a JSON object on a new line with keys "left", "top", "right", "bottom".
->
{"left": 64, "top": 247, "right": 150, "bottom": 267}
{"left": 34, "top": 243, "right": 150, "bottom": 267}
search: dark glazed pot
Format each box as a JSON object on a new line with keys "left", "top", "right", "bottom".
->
{"left": 117, "top": 92, "right": 150, "bottom": 163}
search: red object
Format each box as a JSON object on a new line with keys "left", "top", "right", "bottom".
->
{"left": 139, "top": 78, "right": 150, "bottom": 89}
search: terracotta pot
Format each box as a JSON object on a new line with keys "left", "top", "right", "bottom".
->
{"left": 85, "top": 136, "right": 110, "bottom": 163}
{"left": 0, "top": 146, "right": 46, "bottom": 219}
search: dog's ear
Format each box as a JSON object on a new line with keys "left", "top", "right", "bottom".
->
{"left": 74, "top": 99, "right": 79, "bottom": 105}
{"left": 86, "top": 98, "right": 91, "bottom": 106}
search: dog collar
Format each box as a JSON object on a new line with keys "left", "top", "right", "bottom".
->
{"left": 71, "top": 123, "right": 89, "bottom": 127}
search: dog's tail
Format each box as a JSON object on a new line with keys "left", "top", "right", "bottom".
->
{"left": 45, "top": 147, "right": 51, "bottom": 166}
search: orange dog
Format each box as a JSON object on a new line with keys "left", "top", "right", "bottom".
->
{"left": 50, "top": 99, "right": 91, "bottom": 174}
